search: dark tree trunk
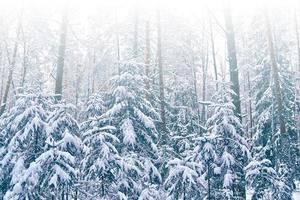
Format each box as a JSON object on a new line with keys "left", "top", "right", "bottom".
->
{"left": 201, "top": 45, "right": 208, "bottom": 122}
{"left": 209, "top": 16, "right": 218, "bottom": 91}
{"left": 223, "top": 1, "right": 244, "bottom": 198}
{"left": 224, "top": 0, "right": 241, "bottom": 119}
{"left": 21, "top": 39, "right": 27, "bottom": 87}
{"left": 247, "top": 71, "right": 253, "bottom": 136}
{"left": 54, "top": 7, "right": 68, "bottom": 101}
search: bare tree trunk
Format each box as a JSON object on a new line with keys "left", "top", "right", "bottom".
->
{"left": 209, "top": 17, "right": 218, "bottom": 91}
{"left": 133, "top": 3, "right": 138, "bottom": 59}
{"left": 191, "top": 57, "right": 200, "bottom": 124}
{"left": 201, "top": 44, "right": 208, "bottom": 122}
{"left": 224, "top": 0, "right": 241, "bottom": 119}
{"left": 75, "top": 64, "right": 80, "bottom": 119}
{"left": 264, "top": 11, "right": 286, "bottom": 135}
{"left": 223, "top": 1, "right": 244, "bottom": 198}
{"left": 115, "top": 9, "right": 121, "bottom": 76}
{"left": 54, "top": 6, "right": 68, "bottom": 101}
{"left": 21, "top": 38, "right": 27, "bottom": 87}
{"left": 91, "top": 49, "right": 96, "bottom": 94}
{"left": 145, "top": 20, "right": 150, "bottom": 100}
{"left": 157, "top": 10, "right": 167, "bottom": 143}
{"left": 295, "top": 11, "right": 300, "bottom": 73}
{"left": 247, "top": 71, "right": 253, "bottom": 136}
{"left": 0, "top": 20, "right": 21, "bottom": 116}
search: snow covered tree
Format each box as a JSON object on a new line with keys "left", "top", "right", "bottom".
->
{"left": 0, "top": 91, "right": 52, "bottom": 198}
{"left": 85, "top": 93, "right": 106, "bottom": 119}
{"left": 46, "top": 102, "right": 83, "bottom": 198}
{"left": 101, "top": 61, "right": 161, "bottom": 199}
{"left": 190, "top": 136, "right": 219, "bottom": 199}
{"left": 4, "top": 136, "right": 78, "bottom": 200}
{"left": 81, "top": 119, "right": 121, "bottom": 198}
{"left": 252, "top": 57, "right": 300, "bottom": 195}
{"left": 164, "top": 157, "right": 205, "bottom": 200}
{"left": 192, "top": 82, "right": 250, "bottom": 199}
{"left": 246, "top": 151, "right": 291, "bottom": 200}
{"left": 47, "top": 102, "right": 82, "bottom": 157}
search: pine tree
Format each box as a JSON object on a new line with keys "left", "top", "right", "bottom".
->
{"left": 85, "top": 93, "right": 106, "bottom": 119}
{"left": 246, "top": 149, "right": 291, "bottom": 200}
{"left": 46, "top": 102, "right": 83, "bottom": 198}
{"left": 0, "top": 91, "right": 52, "bottom": 198}
{"left": 164, "top": 156, "right": 205, "bottom": 200}
{"left": 193, "top": 82, "right": 250, "bottom": 199}
{"left": 102, "top": 61, "right": 161, "bottom": 199}
{"left": 251, "top": 57, "right": 299, "bottom": 198}
{"left": 81, "top": 117, "right": 121, "bottom": 198}
{"left": 4, "top": 136, "right": 78, "bottom": 200}
{"left": 191, "top": 136, "right": 218, "bottom": 199}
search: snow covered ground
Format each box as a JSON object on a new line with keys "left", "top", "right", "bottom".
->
{"left": 294, "top": 191, "right": 300, "bottom": 200}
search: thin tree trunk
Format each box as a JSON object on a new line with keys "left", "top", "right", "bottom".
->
{"left": 21, "top": 39, "right": 27, "bottom": 87}
{"left": 224, "top": 0, "right": 241, "bottom": 119}
{"left": 209, "top": 16, "right": 218, "bottom": 91}
{"left": 0, "top": 21, "right": 21, "bottom": 116}
{"left": 145, "top": 20, "right": 150, "bottom": 99}
{"left": 191, "top": 57, "right": 200, "bottom": 124}
{"left": 54, "top": 6, "right": 68, "bottom": 101}
{"left": 133, "top": 3, "right": 138, "bottom": 58}
{"left": 264, "top": 10, "right": 286, "bottom": 135}
{"left": 115, "top": 9, "right": 121, "bottom": 76}
{"left": 295, "top": 11, "right": 300, "bottom": 73}
{"left": 75, "top": 64, "right": 80, "bottom": 119}
{"left": 201, "top": 44, "right": 208, "bottom": 122}
{"left": 247, "top": 71, "right": 253, "bottom": 136}
{"left": 157, "top": 10, "right": 167, "bottom": 143}
{"left": 91, "top": 49, "right": 96, "bottom": 94}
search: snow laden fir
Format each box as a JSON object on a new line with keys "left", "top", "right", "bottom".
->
{"left": 0, "top": 60, "right": 299, "bottom": 200}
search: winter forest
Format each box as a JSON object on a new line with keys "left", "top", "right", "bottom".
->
{"left": 0, "top": 0, "right": 300, "bottom": 199}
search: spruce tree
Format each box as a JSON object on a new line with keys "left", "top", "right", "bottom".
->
{"left": 102, "top": 62, "right": 161, "bottom": 199}
{"left": 0, "top": 91, "right": 52, "bottom": 198}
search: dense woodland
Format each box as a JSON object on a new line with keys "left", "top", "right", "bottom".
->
{"left": 0, "top": 0, "right": 300, "bottom": 199}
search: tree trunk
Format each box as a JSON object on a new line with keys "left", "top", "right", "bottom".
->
{"left": 133, "top": 3, "right": 138, "bottom": 59}
{"left": 191, "top": 56, "right": 200, "bottom": 124}
{"left": 157, "top": 10, "right": 167, "bottom": 143}
{"left": 0, "top": 21, "right": 21, "bottom": 116}
{"left": 201, "top": 45, "right": 208, "bottom": 122}
{"left": 145, "top": 20, "right": 150, "bottom": 100}
{"left": 209, "top": 16, "right": 218, "bottom": 91}
{"left": 115, "top": 9, "right": 121, "bottom": 76}
{"left": 295, "top": 12, "right": 300, "bottom": 73}
{"left": 247, "top": 71, "right": 253, "bottom": 136}
{"left": 264, "top": 10, "right": 286, "bottom": 135}
{"left": 75, "top": 64, "right": 80, "bottom": 119}
{"left": 91, "top": 49, "right": 96, "bottom": 94}
{"left": 21, "top": 34, "right": 27, "bottom": 87}
{"left": 54, "top": 7, "right": 68, "bottom": 101}
{"left": 223, "top": 0, "right": 241, "bottom": 119}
